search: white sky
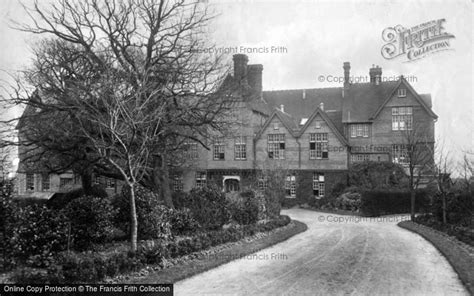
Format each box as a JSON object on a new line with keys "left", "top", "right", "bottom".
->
{"left": 0, "top": 0, "right": 472, "bottom": 172}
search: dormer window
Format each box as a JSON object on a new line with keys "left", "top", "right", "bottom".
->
{"left": 398, "top": 88, "right": 407, "bottom": 97}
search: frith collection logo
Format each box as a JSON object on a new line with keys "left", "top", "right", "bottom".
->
{"left": 381, "top": 19, "right": 455, "bottom": 62}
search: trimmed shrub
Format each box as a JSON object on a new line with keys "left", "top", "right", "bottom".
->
{"left": 47, "top": 185, "right": 108, "bottom": 209}
{"left": 174, "top": 186, "right": 231, "bottom": 230}
{"left": 335, "top": 187, "right": 362, "bottom": 211}
{"left": 227, "top": 191, "right": 260, "bottom": 225}
{"left": 61, "top": 196, "right": 117, "bottom": 250}
{"left": 360, "top": 189, "right": 430, "bottom": 216}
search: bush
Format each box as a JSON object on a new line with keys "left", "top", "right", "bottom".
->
{"left": 113, "top": 186, "right": 172, "bottom": 240}
{"left": 360, "top": 189, "right": 430, "bottom": 216}
{"left": 59, "top": 251, "right": 142, "bottom": 283}
{"left": 6, "top": 204, "right": 69, "bottom": 267}
{"left": 174, "top": 186, "right": 231, "bottom": 230}
{"left": 61, "top": 196, "right": 117, "bottom": 250}
{"left": 335, "top": 187, "right": 362, "bottom": 211}
{"left": 432, "top": 192, "right": 473, "bottom": 227}
{"left": 47, "top": 185, "right": 108, "bottom": 210}
{"left": 227, "top": 191, "right": 260, "bottom": 225}
{"left": 168, "top": 208, "right": 200, "bottom": 236}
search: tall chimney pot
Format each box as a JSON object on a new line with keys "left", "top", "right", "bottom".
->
{"left": 343, "top": 62, "right": 351, "bottom": 88}
{"left": 369, "top": 65, "right": 382, "bottom": 84}
{"left": 233, "top": 54, "right": 249, "bottom": 85}
{"left": 247, "top": 64, "right": 263, "bottom": 93}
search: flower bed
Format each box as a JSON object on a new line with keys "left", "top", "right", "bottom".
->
{"left": 9, "top": 215, "right": 292, "bottom": 284}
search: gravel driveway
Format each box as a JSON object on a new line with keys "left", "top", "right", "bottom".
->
{"left": 175, "top": 208, "right": 468, "bottom": 296}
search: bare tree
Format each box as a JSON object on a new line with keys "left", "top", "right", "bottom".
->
{"left": 3, "top": 0, "right": 237, "bottom": 251}
{"left": 396, "top": 121, "right": 435, "bottom": 221}
{"left": 434, "top": 141, "right": 454, "bottom": 224}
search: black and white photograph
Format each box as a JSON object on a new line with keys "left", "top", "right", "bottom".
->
{"left": 0, "top": 0, "right": 472, "bottom": 295}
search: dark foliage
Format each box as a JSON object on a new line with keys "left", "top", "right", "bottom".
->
{"left": 360, "top": 189, "right": 430, "bottom": 216}
{"left": 348, "top": 161, "right": 407, "bottom": 189}
{"left": 173, "top": 186, "right": 231, "bottom": 230}
{"left": 6, "top": 204, "right": 69, "bottom": 268}
{"left": 113, "top": 186, "right": 172, "bottom": 240}
{"left": 61, "top": 196, "right": 117, "bottom": 250}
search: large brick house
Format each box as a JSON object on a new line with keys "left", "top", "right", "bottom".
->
{"left": 16, "top": 54, "right": 437, "bottom": 200}
{"left": 171, "top": 54, "right": 437, "bottom": 200}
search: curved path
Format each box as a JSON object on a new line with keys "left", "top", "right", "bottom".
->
{"left": 175, "top": 209, "right": 468, "bottom": 295}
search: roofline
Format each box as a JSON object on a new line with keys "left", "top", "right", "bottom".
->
{"left": 254, "top": 109, "right": 299, "bottom": 140}
{"left": 254, "top": 107, "right": 349, "bottom": 146}
{"left": 370, "top": 78, "right": 438, "bottom": 120}
{"left": 298, "top": 107, "right": 349, "bottom": 145}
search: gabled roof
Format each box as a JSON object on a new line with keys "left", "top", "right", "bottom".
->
{"left": 342, "top": 81, "right": 399, "bottom": 123}
{"left": 262, "top": 88, "right": 343, "bottom": 121}
{"left": 371, "top": 78, "right": 438, "bottom": 120}
{"left": 254, "top": 108, "right": 300, "bottom": 139}
{"left": 298, "top": 108, "right": 348, "bottom": 145}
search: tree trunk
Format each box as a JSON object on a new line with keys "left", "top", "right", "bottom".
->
{"left": 81, "top": 169, "right": 93, "bottom": 195}
{"left": 152, "top": 155, "right": 174, "bottom": 208}
{"left": 442, "top": 194, "right": 447, "bottom": 224}
{"left": 410, "top": 189, "right": 416, "bottom": 221}
{"left": 129, "top": 184, "right": 138, "bottom": 253}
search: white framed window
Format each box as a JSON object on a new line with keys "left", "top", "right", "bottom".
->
{"left": 392, "top": 144, "right": 409, "bottom": 164}
{"left": 26, "top": 173, "right": 35, "bottom": 191}
{"left": 195, "top": 171, "right": 207, "bottom": 189}
{"left": 392, "top": 107, "right": 413, "bottom": 131}
{"left": 398, "top": 88, "right": 407, "bottom": 97}
{"left": 310, "top": 133, "right": 328, "bottom": 159}
{"left": 285, "top": 174, "right": 296, "bottom": 198}
{"left": 268, "top": 134, "right": 285, "bottom": 159}
{"left": 234, "top": 136, "right": 247, "bottom": 160}
{"left": 312, "top": 173, "right": 325, "bottom": 198}
{"left": 59, "top": 177, "right": 73, "bottom": 188}
{"left": 173, "top": 174, "right": 183, "bottom": 191}
{"left": 41, "top": 174, "right": 50, "bottom": 191}
{"left": 350, "top": 124, "right": 369, "bottom": 138}
{"left": 351, "top": 154, "right": 370, "bottom": 163}
{"left": 213, "top": 138, "right": 225, "bottom": 160}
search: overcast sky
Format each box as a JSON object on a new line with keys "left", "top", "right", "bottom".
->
{"left": 0, "top": 0, "right": 472, "bottom": 172}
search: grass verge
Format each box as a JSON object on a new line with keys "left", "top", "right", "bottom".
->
{"left": 398, "top": 221, "right": 473, "bottom": 294}
{"left": 123, "top": 220, "right": 307, "bottom": 284}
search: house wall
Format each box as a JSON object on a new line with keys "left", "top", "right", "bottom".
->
{"left": 299, "top": 114, "right": 348, "bottom": 170}
{"left": 255, "top": 116, "right": 299, "bottom": 169}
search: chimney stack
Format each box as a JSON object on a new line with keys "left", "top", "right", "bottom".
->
{"left": 343, "top": 62, "right": 351, "bottom": 88}
{"left": 247, "top": 64, "right": 263, "bottom": 93}
{"left": 319, "top": 102, "right": 324, "bottom": 111}
{"left": 233, "top": 54, "right": 249, "bottom": 85}
{"left": 369, "top": 65, "right": 382, "bottom": 85}
{"left": 280, "top": 104, "right": 284, "bottom": 113}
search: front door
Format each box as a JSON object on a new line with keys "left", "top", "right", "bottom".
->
{"left": 225, "top": 179, "right": 240, "bottom": 193}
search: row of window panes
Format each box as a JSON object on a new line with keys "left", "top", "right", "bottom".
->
{"left": 309, "top": 133, "right": 328, "bottom": 159}
{"left": 350, "top": 124, "right": 369, "bottom": 138}
{"left": 268, "top": 134, "right": 285, "bottom": 159}
{"left": 392, "top": 144, "right": 409, "bottom": 164}
{"left": 93, "top": 176, "right": 116, "bottom": 189}
{"left": 312, "top": 173, "right": 325, "bottom": 198}
{"left": 208, "top": 137, "right": 248, "bottom": 160}
{"left": 25, "top": 173, "right": 66, "bottom": 191}
{"left": 351, "top": 154, "right": 370, "bottom": 162}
